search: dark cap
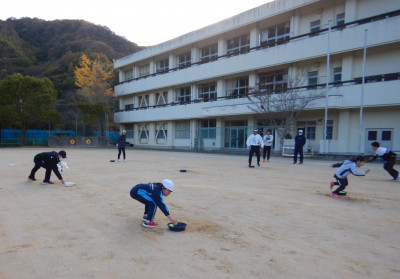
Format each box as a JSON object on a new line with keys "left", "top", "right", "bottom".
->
{"left": 59, "top": 150, "right": 67, "bottom": 158}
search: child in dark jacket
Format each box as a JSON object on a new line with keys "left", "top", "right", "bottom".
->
{"left": 330, "top": 155, "right": 370, "bottom": 198}
{"left": 369, "top": 141, "right": 399, "bottom": 181}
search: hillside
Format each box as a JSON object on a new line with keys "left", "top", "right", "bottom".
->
{"left": 0, "top": 17, "right": 142, "bottom": 131}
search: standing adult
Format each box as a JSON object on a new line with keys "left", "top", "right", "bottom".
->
{"left": 28, "top": 150, "right": 67, "bottom": 185}
{"left": 293, "top": 130, "right": 306, "bottom": 164}
{"left": 246, "top": 129, "right": 264, "bottom": 168}
{"left": 116, "top": 130, "right": 127, "bottom": 162}
{"left": 262, "top": 129, "right": 274, "bottom": 162}
{"left": 369, "top": 141, "right": 399, "bottom": 181}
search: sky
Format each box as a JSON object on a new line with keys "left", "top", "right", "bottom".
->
{"left": 1, "top": 0, "right": 273, "bottom": 46}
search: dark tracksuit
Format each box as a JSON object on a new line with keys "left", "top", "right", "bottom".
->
{"left": 372, "top": 147, "right": 399, "bottom": 179}
{"left": 29, "top": 151, "right": 63, "bottom": 182}
{"left": 293, "top": 134, "right": 306, "bottom": 163}
{"left": 331, "top": 160, "right": 367, "bottom": 194}
{"left": 116, "top": 134, "right": 126, "bottom": 160}
{"left": 130, "top": 183, "right": 170, "bottom": 222}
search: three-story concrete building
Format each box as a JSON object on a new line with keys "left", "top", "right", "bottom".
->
{"left": 114, "top": 0, "right": 400, "bottom": 155}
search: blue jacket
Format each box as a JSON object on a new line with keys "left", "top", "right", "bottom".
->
{"left": 294, "top": 135, "right": 306, "bottom": 147}
{"left": 116, "top": 134, "right": 126, "bottom": 148}
{"left": 130, "top": 183, "right": 170, "bottom": 216}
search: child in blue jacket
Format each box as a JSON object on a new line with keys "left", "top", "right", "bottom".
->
{"left": 130, "top": 179, "right": 177, "bottom": 228}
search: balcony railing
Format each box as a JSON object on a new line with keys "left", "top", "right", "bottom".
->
{"left": 117, "top": 9, "right": 400, "bottom": 86}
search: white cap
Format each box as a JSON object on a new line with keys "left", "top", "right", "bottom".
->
{"left": 299, "top": 130, "right": 303, "bottom": 133}
{"left": 162, "top": 179, "right": 174, "bottom": 192}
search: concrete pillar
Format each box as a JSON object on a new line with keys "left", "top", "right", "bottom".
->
{"left": 133, "top": 65, "right": 138, "bottom": 78}
{"left": 249, "top": 72, "right": 257, "bottom": 89}
{"left": 217, "top": 79, "right": 225, "bottom": 98}
{"left": 250, "top": 27, "right": 259, "bottom": 48}
{"left": 191, "top": 119, "right": 198, "bottom": 150}
{"left": 148, "top": 123, "right": 155, "bottom": 145}
{"left": 290, "top": 11, "right": 300, "bottom": 37}
{"left": 345, "top": 0, "right": 358, "bottom": 22}
{"left": 167, "top": 121, "right": 174, "bottom": 146}
{"left": 341, "top": 55, "right": 353, "bottom": 81}
{"left": 169, "top": 54, "right": 176, "bottom": 69}
{"left": 168, "top": 88, "right": 174, "bottom": 103}
{"left": 149, "top": 61, "right": 155, "bottom": 74}
{"left": 192, "top": 83, "right": 198, "bottom": 100}
{"left": 216, "top": 118, "right": 224, "bottom": 148}
{"left": 118, "top": 70, "right": 124, "bottom": 83}
{"left": 218, "top": 38, "right": 226, "bottom": 56}
{"left": 192, "top": 47, "right": 200, "bottom": 63}
{"left": 149, "top": 92, "right": 156, "bottom": 107}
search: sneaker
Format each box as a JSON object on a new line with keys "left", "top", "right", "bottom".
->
{"left": 330, "top": 181, "right": 335, "bottom": 190}
{"left": 262, "top": 159, "right": 265, "bottom": 162}
{"left": 142, "top": 214, "right": 148, "bottom": 222}
{"left": 338, "top": 191, "right": 347, "bottom": 196}
{"left": 392, "top": 175, "right": 400, "bottom": 182}
{"left": 299, "top": 162, "right": 303, "bottom": 164}
{"left": 293, "top": 162, "right": 297, "bottom": 164}
{"left": 28, "top": 176, "right": 36, "bottom": 181}
{"left": 124, "top": 159, "right": 127, "bottom": 162}
{"left": 142, "top": 220, "right": 158, "bottom": 228}
{"left": 117, "top": 159, "right": 120, "bottom": 162}
{"left": 330, "top": 193, "right": 340, "bottom": 198}
{"left": 267, "top": 160, "right": 269, "bottom": 162}
{"left": 249, "top": 165, "right": 254, "bottom": 168}
{"left": 42, "top": 180, "right": 54, "bottom": 185}
{"left": 257, "top": 163, "right": 260, "bottom": 166}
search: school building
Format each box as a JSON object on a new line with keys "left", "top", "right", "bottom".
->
{"left": 113, "top": 0, "right": 400, "bottom": 155}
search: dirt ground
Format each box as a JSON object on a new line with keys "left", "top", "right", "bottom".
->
{"left": 0, "top": 147, "right": 399, "bottom": 279}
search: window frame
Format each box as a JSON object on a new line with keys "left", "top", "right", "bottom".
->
{"left": 227, "top": 34, "right": 250, "bottom": 56}
{"left": 176, "top": 86, "right": 191, "bottom": 104}
{"left": 175, "top": 121, "right": 190, "bottom": 139}
{"left": 177, "top": 51, "right": 191, "bottom": 69}
{"left": 156, "top": 58, "right": 169, "bottom": 73}
{"left": 200, "top": 44, "right": 218, "bottom": 63}
{"left": 226, "top": 76, "right": 249, "bottom": 98}
{"left": 260, "top": 22, "right": 290, "bottom": 47}
{"left": 200, "top": 119, "right": 217, "bottom": 139}
{"left": 198, "top": 82, "right": 217, "bottom": 102}
{"left": 258, "top": 69, "right": 288, "bottom": 93}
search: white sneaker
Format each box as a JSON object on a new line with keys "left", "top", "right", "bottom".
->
{"left": 117, "top": 159, "right": 120, "bottom": 162}
{"left": 124, "top": 159, "right": 127, "bottom": 162}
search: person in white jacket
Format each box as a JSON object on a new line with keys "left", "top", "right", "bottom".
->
{"left": 246, "top": 129, "right": 264, "bottom": 168}
{"left": 262, "top": 129, "right": 273, "bottom": 162}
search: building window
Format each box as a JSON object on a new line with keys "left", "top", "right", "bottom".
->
{"left": 200, "top": 44, "right": 218, "bottom": 63}
{"left": 226, "top": 76, "right": 249, "bottom": 98}
{"left": 200, "top": 119, "right": 216, "bottom": 139}
{"left": 260, "top": 22, "right": 290, "bottom": 47}
{"left": 333, "top": 67, "right": 342, "bottom": 84}
{"left": 177, "top": 51, "right": 191, "bottom": 69}
{"left": 227, "top": 34, "right": 250, "bottom": 56}
{"left": 139, "top": 125, "right": 149, "bottom": 143}
{"left": 322, "top": 120, "right": 333, "bottom": 140}
{"left": 198, "top": 82, "right": 217, "bottom": 102}
{"left": 308, "top": 71, "right": 318, "bottom": 88}
{"left": 156, "top": 92, "right": 168, "bottom": 107}
{"left": 139, "top": 95, "right": 149, "bottom": 108}
{"left": 125, "top": 104, "right": 134, "bottom": 111}
{"left": 298, "top": 121, "right": 317, "bottom": 140}
{"left": 125, "top": 124, "right": 134, "bottom": 139}
{"left": 382, "top": 130, "right": 392, "bottom": 141}
{"left": 310, "top": 20, "right": 320, "bottom": 36}
{"left": 336, "top": 13, "right": 345, "bottom": 26}
{"left": 156, "top": 58, "right": 169, "bottom": 73}
{"left": 124, "top": 70, "right": 133, "bottom": 81}
{"left": 139, "top": 64, "right": 150, "bottom": 77}
{"left": 175, "top": 121, "right": 190, "bottom": 139}
{"left": 176, "top": 86, "right": 191, "bottom": 104}
{"left": 155, "top": 123, "right": 167, "bottom": 140}
{"left": 258, "top": 69, "right": 288, "bottom": 93}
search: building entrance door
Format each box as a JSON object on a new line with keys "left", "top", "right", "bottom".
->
{"left": 225, "top": 127, "right": 247, "bottom": 148}
{"left": 365, "top": 128, "right": 393, "bottom": 155}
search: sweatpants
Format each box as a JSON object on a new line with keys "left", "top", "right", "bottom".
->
{"left": 130, "top": 187, "right": 157, "bottom": 221}
{"left": 332, "top": 174, "right": 348, "bottom": 194}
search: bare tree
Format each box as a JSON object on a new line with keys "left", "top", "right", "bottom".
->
{"left": 247, "top": 68, "right": 325, "bottom": 151}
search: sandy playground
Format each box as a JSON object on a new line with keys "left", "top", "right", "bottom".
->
{"left": 0, "top": 147, "right": 399, "bottom": 279}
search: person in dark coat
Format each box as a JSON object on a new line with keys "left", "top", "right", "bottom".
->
{"left": 28, "top": 150, "right": 67, "bottom": 185}
{"left": 116, "top": 130, "right": 127, "bottom": 162}
{"left": 293, "top": 130, "right": 306, "bottom": 164}
{"left": 369, "top": 141, "right": 399, "bottom": 181}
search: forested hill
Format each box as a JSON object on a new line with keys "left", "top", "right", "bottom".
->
{"left": 0, "top": 17, "right": 141, "bottom": 79}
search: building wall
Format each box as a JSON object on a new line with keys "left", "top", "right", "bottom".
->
{"left": 114, "top": 0, "right": 400, "bottom": 154}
